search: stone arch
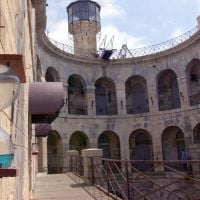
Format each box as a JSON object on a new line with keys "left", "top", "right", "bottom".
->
{"left": 47, "top": 131, "right": 63, "bottom": 174}
{"left": 69, "top": 131, "right": 89, "bottom": 152}
{"left": 129, "top": 129, "right": 153, "bottom": 171}
{"left": 95, "top": 76, "right": 118, "bottom": 115}
{"left": 45, "top": 67, "right": 60, "bottom": 82}
{"left": 98, "top": 131, "right": 120, "bottom": 159}
{"left": 125, "top": 75, "right": 149, "bottom": 114}
{"left": 68, "top": 74, "right": 87, "bottom": 115}
{"left": 193, "top": 123, "right": 200, "bottom": 144}
{"left": 157, "top": 69, "right": 181, "bottom": 111}
{"left": 162, "top": 126, "right": 186, "bottom": 170}
{"left": 186, "top": 59, "right": 200, "bottom": 105}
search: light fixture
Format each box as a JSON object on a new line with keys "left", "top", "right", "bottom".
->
{"left": 0, "top": 54, "right": 26, "bottom": 110}
{"left": 0, "top": 127, "right": 14, "bottom": 168}
{"left": 0, "top": 64, "right": 20, "bottom": 110}
{"left": 0, "top": 54, "right": 26, "bottom": 177}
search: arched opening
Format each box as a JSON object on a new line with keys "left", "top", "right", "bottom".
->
{"left": 98, "top": 131, "right": 120, "bottom": 159}
{"left": 162, "top": 126, "right": 186, "bottom": 170}
{"left": 193, "top": 123, "right": 200, "bottom": 144}
{"left": 45, "top": 67, "right": 60, "bottom": 82}
{"left": 36, "top": 56, "right": 42, "bottom": 82}
{"left": 186, "top": 59, "right": 200, "bottom": 105}
{"left": 125, "top": 75, "right": 149, "bottom": 114}
{"left": 47, "top": 131, "right": 63, "bottom": 174}
{"left": 69, "top": 131, "right": 89, "bottom": 153}
{"left": 157, "top": 69, "right": 181, "bottom": 111}
{"left": 68, "top": 74, "right": 87, "bottom": 115}
{"left": 129, "top": 129, "right": 153, "bottom": 171}
{"left": 95, "top": 77, "right": 117, "bottom": 115}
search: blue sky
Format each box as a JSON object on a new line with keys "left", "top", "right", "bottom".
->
{"left": 46, "top": 0, "right": 200, "bottom": 50}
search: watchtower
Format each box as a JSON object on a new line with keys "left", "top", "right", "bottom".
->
{"left": 67, "top": 0, "right": 101, "bottom": 57}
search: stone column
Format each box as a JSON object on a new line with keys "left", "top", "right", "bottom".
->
{"left": 42, "top": 137, "right": 48, "bottom": 172}
{"left": 59, "top": 81, "right": 68, "bottom": 116}
{"left": 177, "top": 76, "right": 190, "bottom": 109}
{"left": 81, "top": 148, "right": 103, "bottom": 185}
{"left": 38, "top": 137, "right": 43, "bottom": 172}
{"left": 66, "top": 150, "right": 79, "bottom": 171}
{"left": 120, "top": 134, "right": 130, "bottom": 160}
{"left": 116, "top": 84, "right": 126, "bottom": 115}
{"left": 86, "top": 86, "right": 96, "bottom": 116}
{"left": 147, "top": 82, "right": 159, "bottom": 113}
{"left": 152, "top": 132, "right": 165, "bottom": 172}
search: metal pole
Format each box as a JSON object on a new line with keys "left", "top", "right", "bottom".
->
{"left": 106, "top": 161, "right": 110, "bottom": 196}
{"left": 70, "top": 156, "right": 72, "bottom": 172}
{"left": 91, "top": 157, "right": 94, "bottom": 185}
{"left": 125, "top": 160, "right": 131, "bottom": 200}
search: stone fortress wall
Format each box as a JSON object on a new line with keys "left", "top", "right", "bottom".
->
{"left": 35, "top": 0, "right": 200, "bottom": 172}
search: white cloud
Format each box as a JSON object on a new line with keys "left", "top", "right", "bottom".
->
{"left": 96, "top": 0, "right": 125, "bottom": 19}
{"left": 170, "top": 28, "right": 183, "bottom": 38}
{"left": 47, "top": 20, "right": 69, "bottom": 44}
{"left": 196, "top": 0, "right": 200, "bottom": 13}
{"left": 99, "top": 25, "right": 146, "bottom": 50}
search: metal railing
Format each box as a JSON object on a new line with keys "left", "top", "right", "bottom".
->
{"left": 47, "top": 37, "right": 74, "bottom": 54}
{"left": 91, "top": 158, "right": 200, "bottom": 200}
{"left": 69, "top": 157, "right": 200, "bottom": 200}
{"left": 70, "top": 155, "right": 84, "bottom": 177}
{"left": 46, "top": 26, "right": 198, "bottom": 59}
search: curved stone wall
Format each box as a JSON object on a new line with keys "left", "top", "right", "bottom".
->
{"left": 35, "top": 0, "right": 200, "bottom": 169}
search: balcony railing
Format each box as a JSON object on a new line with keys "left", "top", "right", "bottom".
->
{"left": 46, "top": 26, "right": 198, "bottom": 59}
{"left": 70, "top": 155, "right": 84, "bottom": 177}
{"left": 69, "top": 157, "right": 200, "bottom": 200}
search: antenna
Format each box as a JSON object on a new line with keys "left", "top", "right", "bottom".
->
{"left": 98, "top": 35, "right": 116, "bottom": 60}
{"left": 118, "top": 44, "right": 134, "bottom": 59}
{"left": 98, "top": 35, "right": 107, "bottom": 50}
{"left": 105, "top": 36, "right": 114, "bottom": 50}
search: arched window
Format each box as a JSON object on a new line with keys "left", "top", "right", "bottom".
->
{"left": 193, "top": 123, "right": 200, "bottom": 144}
{"left": 129, "top": 129, "right": 153, "bottom": 171}
{"left": 70, "top": 131, "right": 89, "bottom": 152}
{"left": 157, "top": 69, "right": 181, "bottom": 111}
{"left": 95, "top": 77, "right": 117, "bottom": 115}
{"left": 162, "top": 126, "right": 186, "bottom": 171}
{"left": 186, "top": 59, "right": 200, "bottom": 105}
{"left": 125, "top": 76, "right": 149, "bottom": 114}
{"left": 68, "top": 75, "right": 87, "bottom": 115}
{"left": 36, "top": 56, "right": 42, "bottom": 82}
{"left": 45, "top": 67, "right": 60, "bottom": 82}
{"left": 98, "top": 131, "right": 120, "bottom": 159}
{"left": 47, "top": 131, "right": 63, "bottom": 174}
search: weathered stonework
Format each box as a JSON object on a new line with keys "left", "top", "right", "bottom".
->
{"left": 32, "top": 0, "right": 200, "bottom": 177}
{"left": 2, "top": 0, "right": 200, "bottom": 198}
{"left": 0, "top": 0, "right": 36, "bottom": 199}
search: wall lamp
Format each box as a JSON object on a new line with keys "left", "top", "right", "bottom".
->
{"left": 0, "top": 54, "right": 26, "bottom": 110}
{"left": 0, "top": 54, "right": 26, "bottom": 177}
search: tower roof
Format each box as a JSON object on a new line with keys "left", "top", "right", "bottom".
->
{"left": 67, "top": 0, "right": 101, "bottom": 11}
{"left": 67, "top": 0, "right": 101, "bottom": 25}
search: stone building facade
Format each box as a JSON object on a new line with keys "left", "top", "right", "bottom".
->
{"left": 34, "top": 0, "right": 200, "bottom": 174}
{"left": 1, "top": 0, "right": 200, "bottom": 199}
